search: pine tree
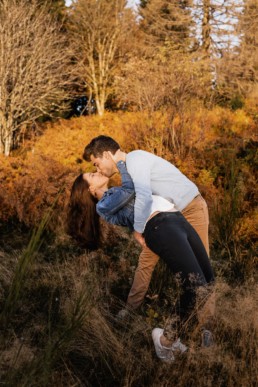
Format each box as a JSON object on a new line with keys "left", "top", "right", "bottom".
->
{"left": 215, "top": 0, "right": 258, "bottom": 104}
{"left": 139, "top": 0, "right": 193, "bottom": 54}
{"left": 39, "top": 0, "right": 66, "bottom": 21}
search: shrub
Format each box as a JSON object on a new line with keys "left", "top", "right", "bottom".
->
{"left": 0, "top": 108, "right": 256, "bottom": 278}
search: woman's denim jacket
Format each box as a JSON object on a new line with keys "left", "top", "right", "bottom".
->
{"left": 96, "top": 161, "right": 135, "bottom": 231}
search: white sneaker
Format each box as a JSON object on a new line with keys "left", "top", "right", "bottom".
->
{"left": 116, "top": 308, "right": 129, "bottom": 320}
{"left": 201, "top": 329, "right": 214, "bottom": 348}
{"left": 171, "top": 338, "right": 188, "bottom": 354}
{"left": 152, "top": 328, "right": 175, "bottom": 363}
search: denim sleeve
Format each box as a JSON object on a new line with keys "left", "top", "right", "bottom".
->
{"left": 96, "top": 161, "right": 135, "bottom": 217}
{"left": 126, "top": 154, "right": 153, "bottom": 233}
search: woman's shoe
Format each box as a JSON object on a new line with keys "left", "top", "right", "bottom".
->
{"left": 201, "top": 329, "right": 214, "bottom": 347}
{"left": 152, "top": 328, "right": 188, "bottom": 363}
{"left": 171, "top": 337, "right": 188, "bottom": 354}
{"left": 152, "top": 328, "right": 175, "bottom": 363}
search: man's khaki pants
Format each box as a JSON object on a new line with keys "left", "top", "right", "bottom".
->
{"left": 127, "top": 194, "right": 210, "bottom": 309}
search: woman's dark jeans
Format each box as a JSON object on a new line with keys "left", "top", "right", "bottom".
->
{"left": 144, "top": 211, "right": 214, "bottom": 324}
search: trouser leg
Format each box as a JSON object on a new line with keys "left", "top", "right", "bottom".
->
{"left": 182, "top": 194, "right": 210, "bottom": 256}
{"left": 184, "top": 219, "right": 214, "bottom": 283}
{"left": 126, "top": 246, "right": 159, "bottom": 310}
{"left": 144, "top": 213, "right": 209, "bottom": 323}
{"left": 126, "top": 195, "right": 210, "bottom": 311}
{"left": 183, "top": 206, "right": 215, "bottom": 328}
{"left": 196, "top": 285, "right": 216, "bottom": 329}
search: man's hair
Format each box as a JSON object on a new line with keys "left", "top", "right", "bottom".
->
{"left": 83, "top": 135, "right": 120, "bottom": 161}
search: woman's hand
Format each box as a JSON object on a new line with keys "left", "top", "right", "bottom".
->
{"left": 108, "top": 150, "right": 125, "bottom": 164}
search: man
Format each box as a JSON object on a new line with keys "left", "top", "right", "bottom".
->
{"left": 83, "top": 135, "right": 210, "bottom": 311}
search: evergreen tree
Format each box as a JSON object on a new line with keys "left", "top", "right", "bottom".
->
{"left": 139, "top": 0, "right": 193, "bottom": 53}
{"left": 215, "top": 0, "right": 257, "bottom": 104}
{"left": 139, "top": 0, "right": 148, "bottom": 8}
{"left": 38, "top": 0, "right": 67, "bottom": 22}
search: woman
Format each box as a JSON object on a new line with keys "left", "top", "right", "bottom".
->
{"left": 67, "top": 163, "right": 135, "bottom": 248}
{"left": 68, "top": 161, "right": 215, "bottom": 362}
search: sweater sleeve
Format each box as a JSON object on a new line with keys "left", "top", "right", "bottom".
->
{"left": 126, "top": 152, "right": 153, "bottom": 233}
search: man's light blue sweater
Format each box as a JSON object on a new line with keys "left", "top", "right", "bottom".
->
{"left": 126, "top": 150, "right": 199, "bottom": 233}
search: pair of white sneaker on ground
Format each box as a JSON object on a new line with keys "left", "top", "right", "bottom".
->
{"left": 152, "top": 327, "right": 214, "bottom": 363}
{"left": 152, "top": 328, "right": 188, "bottom": 363}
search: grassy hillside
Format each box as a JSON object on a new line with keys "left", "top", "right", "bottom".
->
{"left": 0, "top": 109, "right": 257, "bottom": 386}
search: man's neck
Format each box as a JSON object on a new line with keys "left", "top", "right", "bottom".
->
{"left": 120, "top": 151, "right": 126, "bottom": 162}
{"left": 115, "top": 150, "right": 126, "bottom": 162}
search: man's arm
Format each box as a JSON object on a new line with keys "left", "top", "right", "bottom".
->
{"left": 126, "top": 152, "right": 153, "bottom": 233}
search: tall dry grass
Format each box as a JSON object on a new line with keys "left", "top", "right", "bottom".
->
{"left": 0, "top": 221, "right": 257, "bottom": 386}
{"left": 0, "top": 108, "right": 257, "bottom": 385}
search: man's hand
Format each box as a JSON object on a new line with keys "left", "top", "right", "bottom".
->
{"left": 133, "top": 231, "right": 146, "bottom": 247}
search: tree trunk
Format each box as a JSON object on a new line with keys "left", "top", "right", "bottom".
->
{"left": 4, "top": 131, "right": 12, "bottom": 156}
{"left": 0, "top": 110, "right": 4, "bottom": 154}
{"left": 0, "top": 129, "right": 12, "bottom": 156}
{"left": 99, "top": 90, "right": 106, "bottom": 116}
{"left": 0, "top": 139, "right": 3, "bottom": 154}
{"left": 98, "top": 106, "right": 104, "bottom": 116}
{"left": 95, "top": 97, "right": 104, "bottom": 116}
{"left": 202, "top": 0, "right": 211, "bottom": 58}
{"left": 94, "top": 89, "right": 106, "bottom": 115}
{"left": 0, "top": 113, "right": 13, "bottom": 156}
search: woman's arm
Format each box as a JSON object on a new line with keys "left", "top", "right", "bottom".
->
{"left": 96, "top": 161, "right": 135, "bottom": 217}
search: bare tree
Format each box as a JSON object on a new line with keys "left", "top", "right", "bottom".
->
{"left": 115, "top": 51, "right": 208, "bottom": 112}
{"left": 0, "top": 0, "right": 74, "bottom": 156}
{"left": 69, "top": 0, "right": 132, "bottom": 116}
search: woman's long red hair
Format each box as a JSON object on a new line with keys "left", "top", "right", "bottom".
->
{"left": 67, "top": 174, "right": 100, "bottom": 249}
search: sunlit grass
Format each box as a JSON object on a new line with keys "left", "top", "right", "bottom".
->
{"left": 0, "top": 226, "right": 257, "bottom": 386}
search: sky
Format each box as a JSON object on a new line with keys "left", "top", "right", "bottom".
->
{"left": 65, "top": 0, "right": 140, "bottom": 8}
